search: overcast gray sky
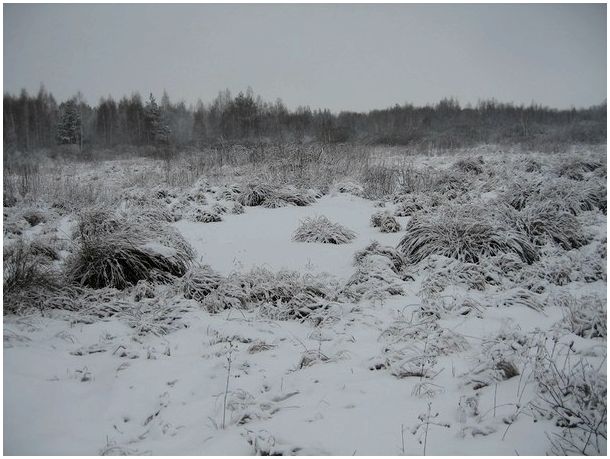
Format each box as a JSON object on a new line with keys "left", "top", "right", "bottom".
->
{"left": 3, "top": 3, "right": 607, "bottom": 111}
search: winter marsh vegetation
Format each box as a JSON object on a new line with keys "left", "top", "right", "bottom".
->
{"left": 3, "top": 139, "right": 606, "bottom": 455}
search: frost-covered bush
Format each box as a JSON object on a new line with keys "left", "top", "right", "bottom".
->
{"left": 293, "top": 216, "right": 356, "bottom": 244}
{"left": 66, "top": 207, "right": 194, "bottom": 289}
{"left": 397, "top": 203, "right": 538, "bottom": 264}
{"left": 361, "top": 165, "right": 398, "bottom": 198}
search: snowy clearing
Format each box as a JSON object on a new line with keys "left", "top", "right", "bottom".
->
{"left": 3, "top": 146, "right": 607, "bottom": 455}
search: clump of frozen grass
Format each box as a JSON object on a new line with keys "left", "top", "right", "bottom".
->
{"left": 3, "top": 239, "right": 63, "bottom": 314}
{"left": 190, "top": 208, "right": 222, "bottom": 223}
{"left": 371, "top": 211, "right": 401, "bottom": 232}
{"left": 212, "top": 203, "right": 228, "bottom": 214}
{"left": 539, "top": 177, "right": 606, "bottom": 215}
{"left": 495, "top": 287, "right": 545, "bottom": 311}
{"left": 454, "top": 156, "right": 484, "bottom": 175}
{"left": 517, "top": 202, "right": 588, "bottom": 250}
{"left": 22, "top": 208, "right": 47, "bottom": 227}
{"left": 293, "top": 215, "right": 356, "bottom": 244}
{"left": 346, "top": 253, "right": 407, "bottom": 301}
{"left": 65, "top": 206, "right": 194, "bottom": 289}
{"left": 237, "top": 183, "right": 274, "bottom": 206}
{"left": 231, "top": 202, "right": 245, "bottom": 214}
{"left": 553, "top": 293, "right": 606, "bottom": 339}
{"left": 532, "top": 344, "right": 607, "bottom": 455}
{"left": 557, "top": 157, "right": 604, "bottom": 181}
{"left": 398, "top": 203, "right": 538, "bottom": 264}
{"left": 379, "top": 317, "right": 468, "bottom": 379}
{"left": 236, "top": 182, "right": 315, "bottom": 208}
{"left": 465, "top": 327, "right": 530, "bottom": 390}
{"left": 191, "top": 267, "right": 341, "bottom": 323}
{"left": 419, "top": 255, "right": 492, "bottom": 298}
{"left": 182, "top": 265, "right": 223, "bottom": 302}
{"left": 120, "top": 285, "right": 192, "bottom": 336}
{"left": 353, "top": 241, "right": 407, "bottom": 275}
{"left": 335, "top": 180, "right": 364, "bottom": 196}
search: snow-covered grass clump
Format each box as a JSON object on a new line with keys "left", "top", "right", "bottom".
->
{"left": 370, "top": 211, "right": 401, "bottom": 232}
{"left": 292, "top": 215, "right": 356, "bottom": 244}
{"left": 66, "top": 206, "right": 194, "bottom": 289}
{"left": 397, "top": 203, "right": 538, "bottom": 264}
{"left": 183, "top": 266, "right": 342, "bottom": 324}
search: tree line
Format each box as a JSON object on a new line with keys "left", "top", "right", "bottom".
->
{"left": 4, "top": 85, "right": 606, "bottom": 153}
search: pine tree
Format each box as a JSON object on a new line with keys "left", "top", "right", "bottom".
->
{"left": 56, "top": 98, "right": 81, "bottom": 145}
{"left": 144, "top": 93, "right": 170, "bottom": 145}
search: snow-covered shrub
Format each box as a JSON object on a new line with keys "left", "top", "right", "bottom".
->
{"left": 554, "top": 293, "right": 606, "bottom": 339}
{"left": 66, "top": 207, "right": 194, "bottom": 289}
{"left": 182, "top": 265, "right": 223, "bottom": 302}
{"left": 362, "top": 165, "right": 397, "bottom": 198}
{"left": 397, "top": 203, "right": 538, "bottom": 264}
{"left": 371, "top": 211, "right": 401, "bottom": 233}
{"left": 293, "top": 216, "right": 356, "bottom": 244}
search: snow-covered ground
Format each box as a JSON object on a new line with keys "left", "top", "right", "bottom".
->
{"left": 3, "top": 148, "right": 607, "bottom": 455}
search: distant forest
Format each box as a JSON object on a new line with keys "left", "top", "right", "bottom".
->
{"left": 3, "top": 86, "right": 607, "bottom": 154}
